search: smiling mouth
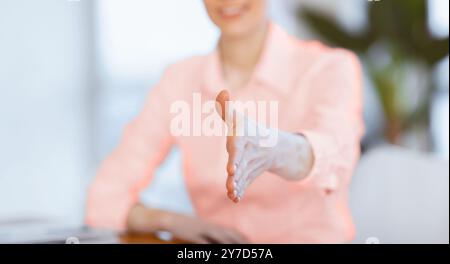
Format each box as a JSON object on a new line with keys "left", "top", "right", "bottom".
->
{"left": 218, "top": 5, "right": 248, "bottom": 20}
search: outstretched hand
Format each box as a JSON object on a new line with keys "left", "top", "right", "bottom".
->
{"left": 215, "top": 90, "right": 314, "bottom": 203}
{"left": 215, "top": 90, "right": 276, "bottom": 202}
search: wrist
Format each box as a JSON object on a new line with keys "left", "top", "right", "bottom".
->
{"left": 268, "top": 131, "right": 312, "bottom": 180}
{"left": 156, "top": 211, "right": 177, "bottom": 231}
{"left": 127, "top": 204, "right": 173, "bottom": 233}
{"left": 268, "top": 130, "right": 294, "bottom": 171}
{"left": 143, "top": 209, "right": 178, "bottom": 232}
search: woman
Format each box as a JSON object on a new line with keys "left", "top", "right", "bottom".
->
{"left": 86, "top": 0, "right": 364, "bottom": 243}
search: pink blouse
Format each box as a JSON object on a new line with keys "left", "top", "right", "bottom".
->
{"left": 86, "top": 22, "right": 364, "bottom": 243}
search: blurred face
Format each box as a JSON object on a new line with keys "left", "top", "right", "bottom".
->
{"left": 203, "top": 0, "right": 268, "bottom": 38}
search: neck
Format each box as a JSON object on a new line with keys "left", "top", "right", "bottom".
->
{"left": 218, "top": 21, "right": 269, "bottom": 73}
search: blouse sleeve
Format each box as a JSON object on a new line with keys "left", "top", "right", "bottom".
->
{"left": 85, "top": 67, "right": 176, "bottom": 231}
{"left": 299, "top": 50, "right": 365, "bottom": 192}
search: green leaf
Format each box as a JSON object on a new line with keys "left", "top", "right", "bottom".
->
{"left": 299, "top": 7, "right": 372, "bottom": 52}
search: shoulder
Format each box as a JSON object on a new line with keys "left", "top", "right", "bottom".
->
{"left": 162, "top": 54, "right": 210, "bottom": 80}
{"left": 291, "top": 38, "right": 361, "bottom": 74}
{"left": 152, "top": 54, "right": 211, "bottom": 100}
{"left": 281, "top": 36, "right": 363, "bottom": 96}
{"left": 272, "top": 23, "right": 360, "bottom": 72}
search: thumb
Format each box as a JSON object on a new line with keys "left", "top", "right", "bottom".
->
{"left": 215, "top": 90, "right": 235, "bottom": 128}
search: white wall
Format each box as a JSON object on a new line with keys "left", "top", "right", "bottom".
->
{"left": 0, "top": 0, "right": 92, "bottom": 224}
{"left": 93, "top": 0, "right": 219, "bottom": 214}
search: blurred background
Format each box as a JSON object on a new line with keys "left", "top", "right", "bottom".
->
{"left": 0, "top": 0, "right": 448, "bottom": 243}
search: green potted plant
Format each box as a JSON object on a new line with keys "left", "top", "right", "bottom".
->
{"left": 298, "top": 0, "right": 448, "bottom": 148}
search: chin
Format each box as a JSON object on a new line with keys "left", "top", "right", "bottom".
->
{"left": 204, "top": 0, "right": 267, "bottom": 38}
{"left": 220, "top": 22, "right": 257, "bottom": 38}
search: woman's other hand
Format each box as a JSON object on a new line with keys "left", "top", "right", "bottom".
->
{"left": 127, "top": 203, "right": 248, "bottom": 244}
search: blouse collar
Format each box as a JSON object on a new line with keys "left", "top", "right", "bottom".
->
{"left": 203, "top": 22, "right": 298, "bottom": 97}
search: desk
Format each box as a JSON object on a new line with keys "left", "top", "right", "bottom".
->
{"left": 0, "top": 218, "right": 186, "bottom": 244}
{"left": 119, "top": 233, "right": 185, "bottom": 244}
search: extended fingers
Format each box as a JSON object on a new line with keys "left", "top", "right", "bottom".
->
{"left": 235, "top": 158, "right": 267, "bottom": 199}
{"left": 225, "top": 138, "right": 247, "bottom": 202}
{"left": 226, "top": 137, "right": 246, "bottom": 176}
{"left": 229, "top": 158, "right": 247, "bottom": 202}
{"left": 227, "top": 141, "right": 264, "bottom": 202}
{"left": 226, "top": 140, "right": 249, "bottom": 202}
